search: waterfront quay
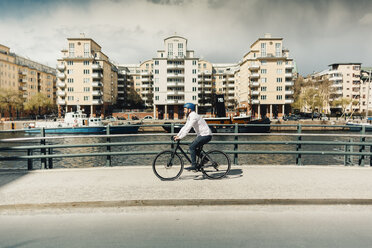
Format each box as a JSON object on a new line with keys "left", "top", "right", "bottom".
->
{"left": 1, "top": 165, "right": 372, "bottom": 211}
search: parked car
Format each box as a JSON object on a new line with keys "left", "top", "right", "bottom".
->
{"left": 142, "top": 115, "right": 153, "bottom": 120}
{"left": 131, "top": 115, "right": 139, "bottom": 120}
{"left": 105, "top": 116, "right": 117, "bottom": 121}
{"left": 283, "top": 114, "right": 299, "bottom": 121}
{"left": 117, "top": 116, "right": 126, "bottom": 120}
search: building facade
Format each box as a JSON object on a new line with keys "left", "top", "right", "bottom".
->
{"left": 56, "top": 37, "right": 118, "bottom": 117}
{"left": 238, "top": 33, "right": 295, "bottom": 118}
{"left": 0, "top": 44, "right": 56, "bottom": 118}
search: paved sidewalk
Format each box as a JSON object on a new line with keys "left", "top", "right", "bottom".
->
{"left": 1, "top": 165, "right": 372, "bottom": 209}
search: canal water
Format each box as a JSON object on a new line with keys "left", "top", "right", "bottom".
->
{"left": 0, "top": 131, "right": 370, "bottom": 169}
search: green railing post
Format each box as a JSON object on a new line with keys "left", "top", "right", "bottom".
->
{"left": 296, "top": 123, "right": 302, "bottom": 165}
{"left": 171, "top": 123, "right": 174, "bottom": 150}
{"left": 27, "top": 149, "right": 33, "bottom": 170}
{"left": 234, "top": 123, "right": 238, "bottom": 165}
{"left": 48, "top": 148, "right": 53, "bottom": 169}
{"left": 359, "top": 125, "right": 366, "bottom": 166}
{"left": 370, "top": 146, "right": 372, "bottom": 167}
{"left": 106, "top": 126, "right": 111, "bottom": 166}
{"left": 344, "top": 139, "right": 352, "bottom": 166}
{"left": 40, "top": 127, "right": 47, "bottom": 169}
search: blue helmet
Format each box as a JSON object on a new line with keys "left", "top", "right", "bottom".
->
{"left": 183, "top": 103, "right": 196, "bottom": 111}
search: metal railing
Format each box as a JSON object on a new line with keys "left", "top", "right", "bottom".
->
{"left": 0, "top": 123, "right": 372, "bottom": 170}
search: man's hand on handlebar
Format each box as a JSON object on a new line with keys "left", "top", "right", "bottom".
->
{"left": 174, "top": 136, "right": 180, "bottom": 141}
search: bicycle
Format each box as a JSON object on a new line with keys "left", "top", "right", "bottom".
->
{"left": 152, "top": 136, "right": 231, "bottom": 181}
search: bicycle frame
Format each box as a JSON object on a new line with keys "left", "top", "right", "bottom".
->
{"left": 172, "top": 140, "right": 207, "bottom": 166}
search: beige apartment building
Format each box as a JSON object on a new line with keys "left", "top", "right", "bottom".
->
{"left": 238, "top": 33, "right": 295, "bottom": 118}
{"left": 311, "top": 63, "right": 363, "bottom": 114}
{"left": 56, "top": 37, "right": 118, "bottom": 117}
{"left": 0, "top": 44, "right": 56, "bottom": 118}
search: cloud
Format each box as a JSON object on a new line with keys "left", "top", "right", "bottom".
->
{"left": 0, "top": 0, "right": 371, "bottom": 75}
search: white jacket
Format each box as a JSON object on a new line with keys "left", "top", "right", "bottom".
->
{"left": 177, "top": 112, "right": 212, "bottom": 139}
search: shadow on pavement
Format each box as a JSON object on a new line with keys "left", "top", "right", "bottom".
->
{"left": 0, "top": 170, "right": 28, "bottom": 189}
{"left": 179, "top": 168, "right": 243, "bottom": 181}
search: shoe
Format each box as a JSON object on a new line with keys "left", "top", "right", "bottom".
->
{"left": 185, "top": 166, "right": 198, "bottom": 171}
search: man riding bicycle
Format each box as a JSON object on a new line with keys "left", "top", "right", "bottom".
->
{"left": 174, "top": 103, "right": 212, "bottom": 171}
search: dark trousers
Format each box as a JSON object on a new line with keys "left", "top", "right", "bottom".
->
{"left": 189, "top": 135, "right": 212, "bottom": 167}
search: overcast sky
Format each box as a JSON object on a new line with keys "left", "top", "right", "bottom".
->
{"left": 0, "top": 0, "right": 371, "bottom": 75}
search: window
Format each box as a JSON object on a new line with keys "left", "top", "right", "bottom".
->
{"left": 84, "top": 43, "right": 90, "bottom": 57}
{"left": 84, "top": 96, "right": 89, "bottom": 101}
{"left": 261, "top": 60, "right": 267, "bottom": 65}
{"left": 261, "top": 86, "right": 267, "bottom": 91}
{"left": 83, "top": 78, "right": 90, "bottom": 83}
{"left": 155, "top": 69, "right": 159, "bottom": 74}
{"left": 192, "top": 87, "right": 197, "bottom": 92}
{"left": 155, "top": 87, "right": 159, "bottom": 92}
{"left": 67, "top": 78, "right": 74, "bottom": 83}
{"left": 67, "top": 87, "right": 74, "bottom": 92}
{"left": 192, "top": 60, "right": 197, "bottom": 66}
{"left": 67, "top": 69, "right": 73, "bottom": 74}
{"left": 276, "top": 95, "right": 283, "bottom": 100}
{"left": 83, "top": 61, "right": 90, "bottom": 65}
{"left": 275, "top": 43, "right": 281, "bottom": 57}
{"left": 67, "top": 61, "right": 73, "bottom": 65}
{"left": 178, "top": 43, "right": 183, "bottom": 57}
{"left": 68, "top": 96, "right": 74, "bottom": 100}
{"left": 277, "top": 61, "right": 283, "bottom": 65}
{"left": 69, "top": 43, "right": 75, "bottom": 57}
{"left": 260, "top": 95, "right": 267, "bottom": 100}
{"left": 83, "top": 69, "right": 90, "bottom": 74}
{"left": 84, "top": 87, "right": 90, "bottom": 92}
{"left": 261, "top": 43, "right": 266, "bottom": 57}
{"left": 155, "top": 96, "right": 159, "bottom": 100}
{"left": 261, "top": 78, "right": 267, "bottom": 83}
{"left": 261, "top": 69, "right": 267, "bottom": 74}
{"left": 192, "top": 69, "right": 197, "bottom": 74}
{"left": 155, "top": 60, "right": 159, "bottom": 65}
{"left": 277, "top": 78, "right": 283, "bottom": 83}
{"left": 192, "top": 95, "right": 197, "bottom": 100}
{"left": 192, "top": 78, "right": 197, "bottom": 83}
{"left": 276, "top": 86, "right": 282, "bottom": 91}
{"left": 277, "top": 69, "right": 282, "bottom": 74}
{"left": 168, "top": 43, "right": 173, "bottom": 57}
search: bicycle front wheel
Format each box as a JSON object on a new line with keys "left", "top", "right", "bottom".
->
{"left": 152, "top": 150, "right": 184, "bottom": 181}
{"left": 201, "top": 150, "right": 231, "bottom": 179}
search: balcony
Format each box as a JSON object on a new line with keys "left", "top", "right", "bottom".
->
{"left": 330, "top": 76, "right": 342, "bottom": 81}
{"left": 92, "top": 99, "right": 103, "bottom": 105}
{"left": 285, "top": 64, "right": 294, "bottom": 69}
{"left": 167, "top": 100, "right": 185, "bottom": 104}
{"left": 140, "top": 71, "right": 151, "bottom": 76}
{"left": 250, "top": 73, "right": 260, "bottom": 78}
{"left": 118, "top": 97, "right": 125, "bottom": 100}
{"left": 228, "top": 90, "right": 235, "bottom": 94}
{"left": 167, "top": 64, "right": 184, "bottom": 69}
{"left": 57, "top": 73, "right": 66, "bottom": 80}
{"left": 57, "top": 91, "right": 66, "bottom": 97}
{"left": 248, "top": 64, "right": 260, "bottom": 70}
{"left": 92, "top": 64, "right": 102, "bottom": 70}
{"left": 22, "top": 93, "right": 28, "bottom": 98}
{"left": 250, "top": 82, "right": 260, "bottom": 87}
{"left": 92, "top": 73, "right": 103, "bottom": 79}
{"left": 167, "top": 91, "right": 184, "bottom": 96}
{"left": 118, "top": 90, "right": 124, "bottom": 94}
{"left": 141, "top": 77, "right": 151, "bottom": 82}
{"left": 20, "top": 86, "right": 27, "bottom": 91}
{"left": 167, "top": 73, "right": 184, "bottom": 78}
{"left": 57, "top": 99, "right": 66, "bottom": 105}
{"left": 92, "top": 81, "right": 103, "bottom": 87}
{"left": 251, "top": 91, "right": 259, "bottom": 95}
{"left": 285, "top": 73, "right": 293, "bottom": 78}
{"left": 57, "top": 64, "right": 66, "bottom": 71}
{"left": 285, "top": 81, "right": 294, "bottom": 86}
{"left": 19, "top": 71, "right": 27, "bottom": 76}
{"left": 285, "top": 99, "right": 294, "bottom": 104}
{"left": 142, "top": 90, "right": 149, "bottom": 94}
{"left": 285, "top": 90, "right": 294, "bottom": 95}
{"left": 20, "top": 78, "right": 27, "bottom": 83}
{"left": 251, "top": 99, "right": 260, "bottom": 104}
{"left": 92, "top": 90, "right": 103, "bottom": 96}
{"left": 228, "top": 77, "right": 234, "bottom": 82}
{"left": 167, "top": 82, "right": 185, "bottom": 87}
{"left": 57, "top": 82, "right": 66, "bottom": 88}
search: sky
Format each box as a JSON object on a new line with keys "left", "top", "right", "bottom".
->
{"left": 0, "top": 0, "right": 371, "bottom": 76}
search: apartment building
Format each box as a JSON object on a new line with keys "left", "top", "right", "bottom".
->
{"left": 360, "top": 67, "right": 372, "bottom": 113}
{"left": 56, "top": 36, "right": 118, "bottom": 117}
{"left": 0, "top": 44, "right": 56, "bottom": 118}
{"left": 311, "top": 63, "right": 363, "bottom": 114}
{"left": 238, "top": 33, "right": 295, "bottom": 118}
{"left": 152, "top": 36, "right": 198, "bottom": 119}
{"left": 213, "top": 63, "right": 239, "bottom": 111}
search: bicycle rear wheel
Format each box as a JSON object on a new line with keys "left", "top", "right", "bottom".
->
{"left": 152, "top": 150, "right": 184, "bottom": 181}
{"left": 201, "top": 150, "right": 231, "bottom": 179}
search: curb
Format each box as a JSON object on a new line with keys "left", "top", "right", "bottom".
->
{"left": 2, "top": 199, "right": 372, "bottom": 211}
